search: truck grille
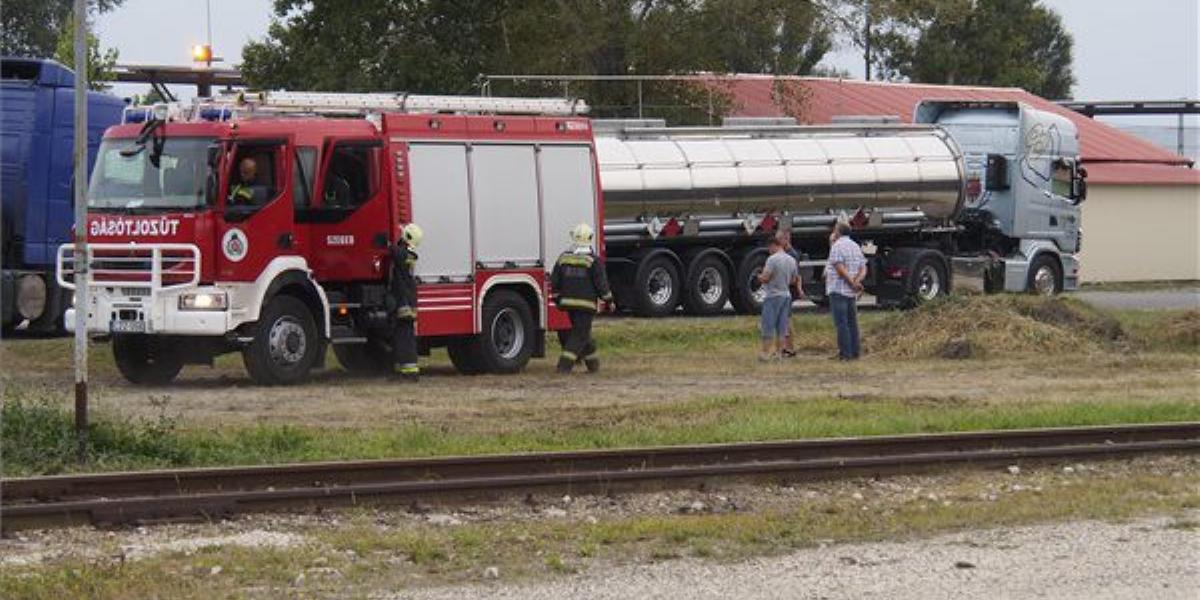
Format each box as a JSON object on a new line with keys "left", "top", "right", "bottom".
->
{"left": 57, "top": 244, "right": 201, "bottom": 291}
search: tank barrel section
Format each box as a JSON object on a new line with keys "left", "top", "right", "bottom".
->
{"left": 595, "top": 124, "right": 964, "bottom": 243}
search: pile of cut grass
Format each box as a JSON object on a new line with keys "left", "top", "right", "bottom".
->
{"left": 868, "top": 295, "right": 1125, "bottom": 359}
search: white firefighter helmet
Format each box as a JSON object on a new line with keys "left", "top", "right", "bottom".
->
{"left": 401, "top": 223, "right": 424, "bottom": 248}
{"left": 570, "top": 222, "right": 594, "bottom": 246}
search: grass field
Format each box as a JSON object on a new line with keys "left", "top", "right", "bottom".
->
{"left": 1, "top": 297, "right": 1197, "bottom": 475}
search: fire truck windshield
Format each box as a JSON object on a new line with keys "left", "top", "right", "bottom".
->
{"left": 88, "top": 137, "right": 215, "bottom": 212}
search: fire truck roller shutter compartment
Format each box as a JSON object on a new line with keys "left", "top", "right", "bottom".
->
{"left": 470, "top": 145, "right": 541, "bottom": 267}
{"left": 539, "top": 145, "right": 599, "bottom": 262}
{"left": 407, "top": 144, "right": 473, "bottom": 281}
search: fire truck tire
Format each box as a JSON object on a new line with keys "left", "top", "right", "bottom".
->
{"left": 731, "top": 250, "right": 767, "bottom": 315}
{"left": 682, "top": 253, "right": 731, "bottom": 316}
{"left": 112, "top": 334, "right": 184, "bottom": 385}
{"left": 243, "top": 295, "right": 321, "bottom": 385}
{"left": 476, "top": 289, "right": 536, "bottom": 374}
{"left": 333, "top": 339, "right": 393, "bottom": 374}
{"left": 447, "top": 340, "right": 487, "bottom": 375}
{"left": 631, "top": 254, "right": 681, "bottom": 318}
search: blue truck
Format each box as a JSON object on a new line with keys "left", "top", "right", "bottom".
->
{"left": 1, "top": 57, "right": 124, "bottom": 334}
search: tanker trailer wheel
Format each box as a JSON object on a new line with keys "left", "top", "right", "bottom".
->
{"left": 682, "top": 253, "right": 731, "bottom": 316}
{"left": 333, "top": 338, "right": 393, "bottom": 375}
{"left": 905, "top": 254, "right": 949, "bottom": 307}
{"left": 243, "top": 295, "right": 320, "bottom": 385}
{"left": 632, "top": 254, "right": 682, "bottom": 318}
{"left": 731, "top": 250, "right": 767, "bottom": 315}
{"left": 471, "top": 289, "right": 535, "bottom": 374}
{"left": 113, "top": 334, "right": 184, "bottom": 385}
{"left": 1027, "top": 254, "right": 1062, "bottom": 296}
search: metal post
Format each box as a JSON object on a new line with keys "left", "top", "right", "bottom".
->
{"left": 637, "top": 80, "right": 644, "bottom": 119}
{"left": 72, "top": 0, "right": 90, "bottom": 465}
{"left": 1179, "top": 112, "right": 1185, "bottom": 157}
{"left": 863, "top": 0, "right": 872, "bottom": 81}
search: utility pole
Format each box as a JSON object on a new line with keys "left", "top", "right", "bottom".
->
{"left": 863, "top": 0, "right": 872, "bottom": 81}
{"left": 72, "top": 0, "right": 90, "bottom": 465}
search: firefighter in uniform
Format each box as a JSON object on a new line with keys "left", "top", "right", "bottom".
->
{"left": 388, "top": 223, "right": 423, "bottom": 381}
{"left": 550, "top": 223, "right": 613, "bottom": 374}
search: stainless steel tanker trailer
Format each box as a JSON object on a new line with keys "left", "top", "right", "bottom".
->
{"left": 593, "top": 100, "right": 1087, "bottom": 316}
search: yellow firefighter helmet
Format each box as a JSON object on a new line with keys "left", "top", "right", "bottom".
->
{"left": 570, "top": 222, "right": 594, "bottom": 246}
{"left": 401, "top": 223, "right": 424, "bottom": 248}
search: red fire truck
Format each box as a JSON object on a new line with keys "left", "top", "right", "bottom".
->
{"left": 58, "top": 92, "right": 601, "bottom": 385}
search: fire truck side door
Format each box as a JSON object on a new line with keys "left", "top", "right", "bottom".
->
{"left": 304, "top": 138, "right": 388, "bottom": 282}
{"left": 216, "top": 139, "right": 294, "bottom": 282}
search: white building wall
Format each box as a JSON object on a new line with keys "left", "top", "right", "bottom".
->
{"left": 1079, "top": 184, "right": 1200, "bottom": 282}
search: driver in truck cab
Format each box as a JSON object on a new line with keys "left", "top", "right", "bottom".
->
{"left": 388, "top": 223, "right": 423, "bottom": 382}
{"left": 227, "top": 156, "right": 268, "bottom": 205}
{"left": 550, "top": 223, "right": 613, "bottom": 374}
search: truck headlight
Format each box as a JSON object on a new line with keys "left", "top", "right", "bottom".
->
{"left": 179, "top": 291, "right": 228, "bottom": 311}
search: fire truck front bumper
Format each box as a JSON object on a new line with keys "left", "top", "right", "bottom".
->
{"left": 65, "top": 284, "right": 235, "bottom": 337}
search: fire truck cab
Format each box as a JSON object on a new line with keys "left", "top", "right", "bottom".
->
{"left": 58, "top": 92, "right": 601, "bottom": 385}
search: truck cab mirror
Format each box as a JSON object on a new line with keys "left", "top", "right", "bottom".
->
{"left": 204, "top": 145, "right": 221, "bottom": 206}
{"left": 985, "top": 154, "right": 1009, "bottom": 190}
{"left": 1073, "top": 166, "right": 1088, "bottom": 204}
{"left": 206, "top": 145, "right": 220, "bottom": 168}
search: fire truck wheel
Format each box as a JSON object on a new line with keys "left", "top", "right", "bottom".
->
{"left": 632, "top": 254, "right": 681, "bottom": 318}
{"left": 333, "top": 339, "right": 393, "bottom": 374}
{"left": 682, "top": 253, "right": 731, "bottom": 316}
{"left": 477, "top": 289, "right": 535, "bottom": 374}
{"left": 112, "top": 334, "right": 184, "bottom": 385}
{"left": 447, "top": 340, "right": 486, "bottom": 375}
{"left": 731, "top": 250, "right": 767, "bottom": 315}
{"left": 243, "top": 295, "right": 320, "bottom": 385}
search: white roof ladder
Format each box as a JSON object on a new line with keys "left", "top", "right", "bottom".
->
{"left": 210, "top": 91, "right": 590, "bottom": 116}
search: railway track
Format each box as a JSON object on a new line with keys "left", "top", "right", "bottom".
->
{"left": 2, "top": 423, "right": 1197, "bottom": 531}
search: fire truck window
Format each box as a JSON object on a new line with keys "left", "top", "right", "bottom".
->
{"left": 293, "top": 147, "right": 317, "bottom": 209}
{"left": 228, "top": 150, "right": 278, "bottom": 206}
{"left": 322, "top": 144, "right": 376, "bottom": 208}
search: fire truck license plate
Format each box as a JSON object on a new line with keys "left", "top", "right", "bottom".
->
{"left": 110, "top": 320, "right": 146, "bottom": 334}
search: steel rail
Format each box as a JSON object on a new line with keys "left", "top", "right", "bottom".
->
{"left": 2, "top": 423, "right": 1196, "bottom": 531}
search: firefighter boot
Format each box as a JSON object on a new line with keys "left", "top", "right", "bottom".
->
{"left": 398, "top": 364, "right": 420, "bottom": 383}
{"left": 556, "top": 354, "right": 575, "bottom": 374}
{"left": 584, "top": 357, "right": 600, "bottom": 374}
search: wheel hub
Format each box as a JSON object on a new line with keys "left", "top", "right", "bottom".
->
{"left": 749, "top": 267, "right": 765, "bottom": 304}
{"left": 491, "top": 307, "right": 524, "bottom": 360}
{"left": 268, "top": 316, "right": 307, "bottom": 365}
{"left": 1034, "top": 266, "right": 1057, "bottom": 296}
{"left": 648, "top": 267, "right": 674, "bottom": 306}
{"left": 698, "top": 267, "right": 724, "bottom": 305}
{"left": 917, "top": 264, "right": 941, "bottom": 300}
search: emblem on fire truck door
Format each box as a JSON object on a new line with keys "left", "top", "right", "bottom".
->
{"left": 222, "top": 228, "right": 248, "bottom": 262}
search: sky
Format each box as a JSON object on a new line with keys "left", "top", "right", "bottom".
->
{"left": 97, "top": 0, "right": 1198, "bottom": 119}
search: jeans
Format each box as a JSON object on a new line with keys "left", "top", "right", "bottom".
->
{"left": 829, "top": 293, "right": 860, "bottom": 359}
{"left": 760, "top": 295, "right": 792, "bottom": 340}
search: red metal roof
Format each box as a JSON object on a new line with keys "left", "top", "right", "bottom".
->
{"left": 712, "top": 76, "right": 1197, "bottom": 186}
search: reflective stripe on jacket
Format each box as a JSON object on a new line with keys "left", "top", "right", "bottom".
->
{"left": 550, "top": 249, "right": 612, "bottom": 313}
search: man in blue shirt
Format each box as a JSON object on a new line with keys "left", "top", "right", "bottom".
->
{"left": 824, "top": 222, "right": 867, "bottom": 360}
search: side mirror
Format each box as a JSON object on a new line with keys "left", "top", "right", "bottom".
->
{"left": 1074, "top": 167, "right": 1088, "bottom": 204}
{"left": 206, "top": 145, "right": 220, "bottom": 168}
{"left": 985, "top": 154, "right": 1009, "bottom": 191}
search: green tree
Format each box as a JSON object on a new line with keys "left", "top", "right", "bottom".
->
{"left": 846, "top": 0, "right": 1075, "bottom": 98}
{"left": 241, "top": 0, "right": 835, "bottom": 123}
{"left": 53, "top": 17, "right": 119, "bottom": 91}
{"left": 1, "top": 0, "right": 123, "bottom": 58}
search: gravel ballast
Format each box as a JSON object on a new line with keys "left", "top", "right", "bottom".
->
{"left": 396, "top": 514, "right": 1200, "bottom": 600}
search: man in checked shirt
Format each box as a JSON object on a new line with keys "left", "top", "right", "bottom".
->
{"left": 824, "top": 222, "right": 868, "bottom": 360}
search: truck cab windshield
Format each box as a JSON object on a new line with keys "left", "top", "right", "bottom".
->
{"left": 88, "top": 137, "right": 215, "bottom": 212}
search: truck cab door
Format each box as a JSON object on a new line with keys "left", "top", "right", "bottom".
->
{"left": 216, "top": 138, "right": 295, "bottom": 282}
{"left": 304, "top": 138, "right": 389, "bottom": 282}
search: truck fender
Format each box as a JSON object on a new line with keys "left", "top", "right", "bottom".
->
{"left": 478, "top": 274, "right": 545, "bottom": 331}
{"left": 1002, "top": 240, "right": 1063, "bottom": 293}
{"left": 229, "top": 256, "right": 330, "bottom": 338}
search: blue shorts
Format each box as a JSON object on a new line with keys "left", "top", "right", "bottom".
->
{"left": 760, "top": 295, "right": 792, "bottom": 340}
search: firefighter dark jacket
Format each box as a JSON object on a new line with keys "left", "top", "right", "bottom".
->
{"left": 550, "top": 249, "right": 613, "bottom": 312}
{"left": 388, "top": 243, "right": 418, "bottom": 319}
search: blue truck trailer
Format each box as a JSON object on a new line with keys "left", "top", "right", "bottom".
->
{"left": 1, "top": 57, "right": 124, "bottom": 334}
